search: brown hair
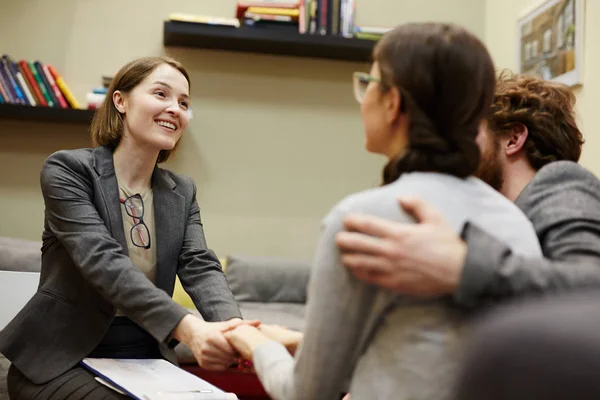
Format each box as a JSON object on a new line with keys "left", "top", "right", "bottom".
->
{"left": 488, "top": 70, "right": 583, "bottom": 170}
{"left": 90, "top": 56, "right": 191, "bottom": 164}
{"left": 376, "top": 23, "right": 496, "bottom": 184}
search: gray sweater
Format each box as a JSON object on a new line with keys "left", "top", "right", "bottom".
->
{"left": 252, "top": 172, "right": 542, "bottom": 400}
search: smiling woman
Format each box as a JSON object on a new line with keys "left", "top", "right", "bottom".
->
{"left": 0, "top": 57, "right": 252, "bottom": 400}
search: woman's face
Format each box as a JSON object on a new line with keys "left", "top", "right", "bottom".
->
{"left": 114, "top": 63, "right": 191, "bottom": 153}
{"left": 360, "top": 62, "right": 405, "bottom": 158}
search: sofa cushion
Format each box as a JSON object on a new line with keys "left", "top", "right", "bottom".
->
{"left": 238, "top": 302, "right": 305, "bottom": 331}
{"left": 225, "top": 255, "right": 311, "bottom": 304}
{"left": 0, "top": 237, "right": 41, "bottom": 272}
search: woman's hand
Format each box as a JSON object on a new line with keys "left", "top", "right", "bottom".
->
{"left": 173, "top": 315, "right": 259, "bottom": 371}
{"left": 223, "top": 325, "right": 273, "bottom": 361}
{"left": 257, "top": 324, "right": 304, "bottom": 355}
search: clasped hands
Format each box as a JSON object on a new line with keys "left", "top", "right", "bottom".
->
{"left": 173, "top": 314, "right": 302, "bottom": 371}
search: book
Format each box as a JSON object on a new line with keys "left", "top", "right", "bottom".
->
{"left": 81, "top": 358, "right": 238, "bottom": 400}
{"left": 47, "top": 65, "right": 80, "bottom": 109}
{"left": 19, "top": 60, "right": 47, "bottom": 106}
{"left": 29, "top": 61, "right": 54, "bottom": 107}
{"left": 42, "top": 64, "right": 68, "bottom": 108}
{"left": 34, "top": 61, "right": 59, "bottom": 107}
{"left": 169, "top": 13, "right": 240, "bottom": 28}
{"left": 236, "top": 1, "right": 300, "bottom": 19}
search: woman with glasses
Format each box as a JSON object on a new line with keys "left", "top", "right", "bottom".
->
{"left": 0, "top": 57, "right": 254, "bottom": 400}
{"left": 221, "top": 22, "right": 543, "bottom": 400}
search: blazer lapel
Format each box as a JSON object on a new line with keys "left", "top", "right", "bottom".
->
{"left": 152, "top": 168, "right": 185, "bottom": 294}
{"left": 92, "top": 146, "right": 129, "bottom": 257}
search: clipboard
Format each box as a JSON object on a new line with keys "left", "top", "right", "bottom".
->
{"left": 81, "top": 358, "right": 238, "bottom": 400}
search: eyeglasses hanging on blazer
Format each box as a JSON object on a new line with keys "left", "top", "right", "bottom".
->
{"left": 120, "top": 193, "right": 151, "bottom": 249}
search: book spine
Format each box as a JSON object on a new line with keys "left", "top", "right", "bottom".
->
{"left": 3, "top": 55, "right": 29, "bottom": 105}
{"left": 12, "top": 61, "right": 36, "bottom": 106}
{"left": 42, "top": 64, "right": 68, "bottom": 108}
{"left": 318, "top": 0, "right": 328, "bottom": 35}
{"left": 0, "top": 69, "right": 12, "bottom": 103}
{"left": 29, "top": 61, "right": 54, "bottom": 107}
{"left": 48, "top": 65, "right": 80, "bottom": 109}
{"left": 16, "top": 62, "right": 39, "bottom": 106}
{"left": 19, "top": 60, "right": 47, "bottom": 106}
{"left": 34, "top": 61, "right": 58, "bottom": 107}
{"left": 1, "top": 57, "right": 25, "bottom": 104}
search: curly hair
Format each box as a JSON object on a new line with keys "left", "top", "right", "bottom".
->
{"left": 375, "top": 23, "right": 496, "bottom": 185}
{"left": 488, "top": 70, "right": 584, "bottom": 170}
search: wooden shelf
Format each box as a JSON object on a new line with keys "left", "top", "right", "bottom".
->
{"left": 0, "top": 104, "right": 95, "bottom": 124}
{"left": 163, "top": 21, "right": 375, "bottom": 62}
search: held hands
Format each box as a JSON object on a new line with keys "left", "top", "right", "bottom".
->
{"left": 223, "top": 324, "right": 304, "bottom": 362}
{"left": 173, "top": 314, "right": 259, "bottom": 371}
{"left": 336, "top": 196, "right": 467, "bottom": 297}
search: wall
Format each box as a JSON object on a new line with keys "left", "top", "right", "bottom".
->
{"left": 485, "top": 0, "right": 600, "bottom": 173}
{"left": 0, "top": 0, "right": 486, "bottom": 259}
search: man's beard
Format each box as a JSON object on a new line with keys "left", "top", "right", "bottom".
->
{"left": 476, "top": 140, "right": 504, "bottom": 192}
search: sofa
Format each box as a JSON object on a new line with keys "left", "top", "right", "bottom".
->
{"left": 0, "top": 237, "right": 310, "bottom": 400}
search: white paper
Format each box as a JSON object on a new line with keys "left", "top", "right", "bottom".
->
{"left": 82, "top": 358, "right": 238, "bottom": 400}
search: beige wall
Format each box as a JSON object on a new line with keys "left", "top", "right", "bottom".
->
{"left": 485, "top": 0, "right": 600, "bottom": 173}
{"left": 0, "top": 0, "right": 485, "bottom": 258}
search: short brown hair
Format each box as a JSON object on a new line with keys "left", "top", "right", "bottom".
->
{"left": 488, "top": 70, "right": 583, "bottom": 170}
{"left": 90, "top": 56, "right": 191, "bottom": 164}
{"left": 376, "top": 23, "right": 496, "bottom": 184}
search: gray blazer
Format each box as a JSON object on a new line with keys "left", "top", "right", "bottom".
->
{"left": 456, "top": 160, "right": 600, "bottom": 307}
{"left": 0, "top": 145, "right": 241, "bottom": 384}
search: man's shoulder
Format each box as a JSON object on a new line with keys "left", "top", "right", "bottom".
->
{"left": 520, "top": 161, "right": 600, "bottom": 224}
{"left": 534, "top": 161, "right": 599, "bottom": 186}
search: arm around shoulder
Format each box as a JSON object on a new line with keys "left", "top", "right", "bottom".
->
{"left": 455, "top": 169, "right": 600, "bottom": 307}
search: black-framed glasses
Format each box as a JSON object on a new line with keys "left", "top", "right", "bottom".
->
{"left": 120, "top": 193, "right": 151, "bottom": 249}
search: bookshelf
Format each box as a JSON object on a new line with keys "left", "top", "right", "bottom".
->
{"left": 0, "top": 104, "right": 95, "bottom": 124}
{"left": 163, "top": 21, "right": 375, "bottom": 62}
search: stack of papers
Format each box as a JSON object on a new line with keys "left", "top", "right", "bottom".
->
{"left": 81, "top": 358, "right": 238, "bottom": 400}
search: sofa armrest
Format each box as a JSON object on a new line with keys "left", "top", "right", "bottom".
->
{"left": 225, "top": 255, "right": 311, "bottom": 304}
{"left": 0, "top": 237, "right": 42, "bottom": 272}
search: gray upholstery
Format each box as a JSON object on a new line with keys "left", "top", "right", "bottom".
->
{"left": 0, "top": 238, "right": 41, "bottom": 272}
{"left": 175, "top": 256, "right": 310, "bottom": 365}
{"left": 0, "top": 239, "right": 310, "bottom": 375}
{"left": 226, "top": 255, "right": 311, "bottom": 304}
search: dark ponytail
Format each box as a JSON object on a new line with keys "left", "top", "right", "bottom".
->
{"left": 374, "top": 23, "right": 495, "bottom": 184}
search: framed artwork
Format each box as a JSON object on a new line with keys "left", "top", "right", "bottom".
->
{"left": 517, "top": 0, "right": 585, "bottom": 86}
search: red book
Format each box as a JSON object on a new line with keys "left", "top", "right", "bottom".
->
{"left": 42, "top": 64, "right": 68, "bottom": 108}
{"left": 18, "top": 60, "right": 47, "bottom": 106}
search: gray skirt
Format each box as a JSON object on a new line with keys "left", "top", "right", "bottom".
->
{"left": 7, "top": 364, "right": 128, "bottom": 400}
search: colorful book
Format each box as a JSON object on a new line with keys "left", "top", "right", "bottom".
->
{"left": 47, "top": 65, "right": 80, "bottom": 109}
{"left": 0, "top": 68, "right": 14, "bottom": 103}
{"left": 19, "top": 60, "right": 47, "bottom": 106}
{"left": 246, "top": 7, "right": 300, "bottom": 16}
{"left": 34, "top": 61, "right": 59, "bottom": 107}
{"left": 12, "top": 61, "right": 36, "bottom": 106}
{"left": 236, "top": 1, "right": 300, "bottom": 18}
{"left": 1, "top": 57, "right": 25, "bottom": 104}
{"left": 42, "top": 64, "right": 68, "bottom": 108}
{"left": 29, "top": 61, "right": 54, "bottom": 107}
{"left": 169, "top": 13, "right": 240, "bottom": 28}
{"left": 16, "top": 62, "right": 39, "bottom": 106}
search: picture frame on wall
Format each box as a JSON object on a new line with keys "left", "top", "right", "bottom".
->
{"left": 516, "top": 0, "right": 585, "bottom": 87}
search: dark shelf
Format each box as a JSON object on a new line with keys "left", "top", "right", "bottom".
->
{"left": 163, "top": 21, "right": 375, "bottom": 62}
{"left": 0, "top": 104, "right": 95, "bottom": 124}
